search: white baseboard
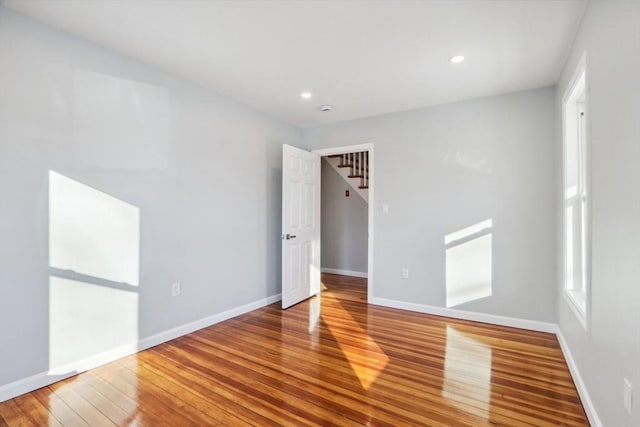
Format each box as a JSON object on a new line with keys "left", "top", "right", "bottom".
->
{"left": 0, "top": 291, "right": 603, "bottom": 427}
{"left": 0, "top": 293, "right": 281, "bottom": 403}
{"left": 370, "top": 296, "right": 602, "bottom": 425}
{"left": 137, "top": 293, "right": 281, "bottom": 351}
{"left": 369, "top": 296, "right": 557, "bottom": 333}
{"left": 555, "top": 328, "right": 603, "bottom": 427}
{"left": 321, "top": 268, "right": 368, "bottom": 278}
{"left": 0, "top": 370, "right": 78, "bottom": 405}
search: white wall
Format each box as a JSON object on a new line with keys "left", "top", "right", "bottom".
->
{"left": 0, "top": 8, "right": 300, "bottom": 388}
{"left": 304, "top": 87, "right": 557, "bottom": 322}
{"left": 556, "top": 1, "right": 640, "bottom": 426}
{"left": 320, "top": 159, "right": 368, "bottom": 274}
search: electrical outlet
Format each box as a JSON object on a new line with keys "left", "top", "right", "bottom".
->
{"left": 624, "top": 378, "right": 633, "bottom": 415}
{"left": 401, "top": 268, "right": 409, "bottom": 279}
{"left": 172, "top": 282, "right": 181, "bottom": 297}
{"left": 382, "top": 203, "right": 389, "bottom": 214}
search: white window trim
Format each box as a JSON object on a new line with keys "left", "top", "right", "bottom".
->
{"left": 561, "top": 52, "right": 591, "bottom": 332}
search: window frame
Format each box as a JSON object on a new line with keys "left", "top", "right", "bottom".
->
{"left": 561, "top": 53, "right": 591, "bottom": 331}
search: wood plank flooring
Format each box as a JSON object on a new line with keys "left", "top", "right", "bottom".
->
{"left": 0, "top": 273, "right": 589, "bottom": 426}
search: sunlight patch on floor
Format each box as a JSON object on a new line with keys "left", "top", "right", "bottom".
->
{"left": 320, "top": 290, "right": 388, "bottom": 390}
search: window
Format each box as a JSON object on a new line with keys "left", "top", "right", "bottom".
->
{"left": 562, "top": 54, "right": 590, "bottom": 330}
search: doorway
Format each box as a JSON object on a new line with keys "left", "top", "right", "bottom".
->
{"left": 281, "top": 143, "right": 374, "bottom": 309}
{"left": 313, "top": 144, "right": 374, "bottom": 303}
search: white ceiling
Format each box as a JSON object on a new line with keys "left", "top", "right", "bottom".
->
{"left": 4, "top": 0, "right": 586, "bottom": 127}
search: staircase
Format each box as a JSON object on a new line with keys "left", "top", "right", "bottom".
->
{"left": 324, "top": 151, "right": 369, "bottom": 203}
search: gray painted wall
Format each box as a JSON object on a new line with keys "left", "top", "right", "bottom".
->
{"left": 0, "top": 8, "right": 300, "bottom": 387}
{"left": 304, "top": 87, "right": 557, "bottom": 322}
{"left": 5, "top": 7, "right": 634, "bottom": 425}
{"left": 320, "top": 159, "right": 368, "bottom": 274}
{"left": 556, "top": 1, "right": 640, "bottom": 425}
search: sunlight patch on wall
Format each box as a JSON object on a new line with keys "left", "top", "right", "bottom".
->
{"left": 49, "top": 276, "right": 138, "bottom": 372}
{"left": 445, "top": 219, "right": 492, "bottom": 308}
{"left": 49, "top": 171, "right": 140, "bottom": 285}
{"left": 48, "top": 171, "right": 140, "bottom": 373}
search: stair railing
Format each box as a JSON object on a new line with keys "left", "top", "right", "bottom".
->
{"left": 331, "top": 151, "right": 369, "bottom": 189}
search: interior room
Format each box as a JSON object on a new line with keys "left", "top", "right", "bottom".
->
{"left": 0, "top": 1, "right": 638, "bottom": 426}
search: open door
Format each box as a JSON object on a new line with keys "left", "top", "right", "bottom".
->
{"left": 282, "top": 144, "right": 321, "bottom": 309}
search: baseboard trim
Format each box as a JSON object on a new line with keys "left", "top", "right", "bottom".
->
{"left": 1, "top": 291, "right": 603, "bottom": 427}
{"left": 321, "top": 268, "right": 368, "bottom": 278}
{"left": 0, "top": 293, "right": 281, "bottom": 403}
{"left": 370, "top": 296, "right": 602, "bottom": 425}
{"left": 555, "top": 328, "right": 603, "bottom": 427}
{"left": 137, "top": 293, "right": 281, "bottom": 351}
{"left": 369, "top": 296, "right": 557, "bottom": 333}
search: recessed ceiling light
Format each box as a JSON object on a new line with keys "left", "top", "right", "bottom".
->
{"left": 319, "top": 105, "right": 333, "bottom": 112}
{"left": 449, "top": 55, "right": 465, "bottom": 64}
{"left": 300, "top": 92, "right": 312, "bottom": 99}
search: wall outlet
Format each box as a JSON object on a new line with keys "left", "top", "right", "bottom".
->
{"left": 382, "top": 203, "right": 389, "bottom": 214}
{"left": 624, "top": 378, "right": 633, "bottom": 415}
{"left": 172, "top": 282, "right": 181, "bottom": 297}
{"left": 401, "top": 268, "right": 409, "bottom": 279}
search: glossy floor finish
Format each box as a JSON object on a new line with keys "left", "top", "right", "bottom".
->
{"left": 0, "top": 274, "right": 588, "bottom": 426}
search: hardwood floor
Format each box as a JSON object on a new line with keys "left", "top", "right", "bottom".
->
{"left": 0, "top": 273, "right": 589, "bottom": 426}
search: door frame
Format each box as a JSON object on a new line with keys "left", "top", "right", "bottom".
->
{"left": 312, "top": 143, "right": 374, "bottom": 303}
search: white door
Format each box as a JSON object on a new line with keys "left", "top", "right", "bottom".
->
{"left": 282, "top": 144, "right": 321, "bottom": 309}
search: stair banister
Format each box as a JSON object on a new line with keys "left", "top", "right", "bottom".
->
{"left": 366, "top": 151, "right": 368, "bottom": 186}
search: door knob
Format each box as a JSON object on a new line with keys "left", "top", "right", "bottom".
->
{"left": 282, "top": 234, "right": 297, "bottom": 240}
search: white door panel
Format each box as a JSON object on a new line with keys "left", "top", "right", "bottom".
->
{"left": 282, "top": 145, "right": 320, "bottom": 309}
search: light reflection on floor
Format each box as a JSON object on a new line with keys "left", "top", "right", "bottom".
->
{"left": 443, "top": 325, "right": 493, "bottom": 415}
{"left": 43, "top": 359, "right": 142, "bottom": 426}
